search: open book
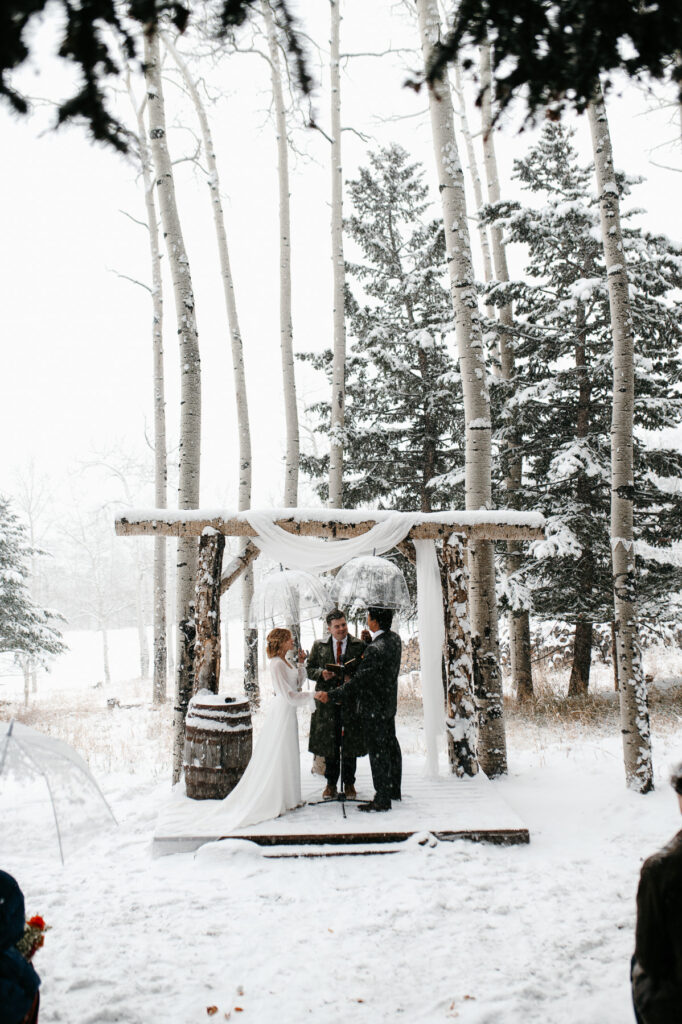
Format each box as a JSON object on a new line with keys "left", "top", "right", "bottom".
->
{"left": 325, "top": 658, "right": 358, "bottom": 676}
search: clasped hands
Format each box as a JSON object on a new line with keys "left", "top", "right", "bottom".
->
{"left": 315, "top": 676, "right": 350, "bottom": 703}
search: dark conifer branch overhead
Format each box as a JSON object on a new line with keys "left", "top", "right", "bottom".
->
{"left": 419, "top": 0, "right": 682, "bottom": 121}
{"left": 1, "top": 0, "right": 311, "bottom": 150}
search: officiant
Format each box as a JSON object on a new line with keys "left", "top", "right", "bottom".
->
{"left": 307, "top": 609, "right": 366, "bottom": 800}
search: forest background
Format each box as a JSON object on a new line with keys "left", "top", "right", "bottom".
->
{"left": 0, "top": 0, "right": 680, "bottom": 693}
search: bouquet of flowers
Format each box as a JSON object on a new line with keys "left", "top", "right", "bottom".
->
{"left": 16, "top": 915, "right": 50, "bottom": 961}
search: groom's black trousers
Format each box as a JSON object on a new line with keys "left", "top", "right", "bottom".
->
{"left": 364, "top": 714, "right": 402, "bottom": 804}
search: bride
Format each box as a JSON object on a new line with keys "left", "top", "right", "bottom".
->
{"left": 199, "top": 627, "right": 325, "bottom": 832}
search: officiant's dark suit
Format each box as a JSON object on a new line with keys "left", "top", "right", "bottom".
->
{"left": 307, "top": 611, "right": 366, "bottom": 796}
{"left": 332, "top": 607, "right": 402, "bottom": 811}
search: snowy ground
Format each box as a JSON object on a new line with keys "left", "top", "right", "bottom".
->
{"left": 2, "top": 629, "right": 682, "bottom": 1023}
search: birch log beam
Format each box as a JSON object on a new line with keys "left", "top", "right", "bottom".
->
{"left": 220, "top": 541, "right": 261, "bottom": 596}
{"left": 194, "top": 532, "right": 225, "bottom": 695}
{"left": 115, "top": 515, "right": 543, "bottom": 544}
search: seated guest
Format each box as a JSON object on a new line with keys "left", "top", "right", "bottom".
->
{"left": 631, "top": 762, "right": 682, "bottom": 1024}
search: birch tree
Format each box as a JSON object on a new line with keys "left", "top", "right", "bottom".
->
{"left": 163, "top": 33, "right": 258, "bottom": 704}
{"left": 416, "top": 0, "right": 506, "bottom": 776}
{"left": 261, "top": 0, "right": 299, "bottom": 507}
{"left": 588, "top": 83, "right": 654, "bottom": 793}
{"left": 479, "top": 42, "right": 533, "bottom": 700}
{"left": 328, "top": 0, "right": 345, "bottom": 508}
{"left": 144, "top": 29, "right": 202, "bottom": 781}
{"left": 128, "top": 80, "right": 169, "bottom": 705}
{"left": 451, "top": 62, "right": 494, "bottom": 319}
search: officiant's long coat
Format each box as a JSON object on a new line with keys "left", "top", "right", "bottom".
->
{"left": 307, "top": 634, "right": 367, "bottom": 758}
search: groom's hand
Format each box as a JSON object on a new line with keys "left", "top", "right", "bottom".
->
{"left": 315, "top": 691, "right": 329, "bottom": 703}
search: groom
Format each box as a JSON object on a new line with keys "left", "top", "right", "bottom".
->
{"left": 323, "top": 607, "right": 402, "bottom": 812}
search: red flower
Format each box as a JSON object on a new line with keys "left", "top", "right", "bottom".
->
{"left": 28, "top": 916, "right": 46, "bottom": 930}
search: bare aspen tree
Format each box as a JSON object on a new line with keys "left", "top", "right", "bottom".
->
{"left": 163, "top": 34, "right": 259, "bottom": 705}
{"left": 452, "top": 62, "right": 494, "bottom": 309}
{"left": 328, "top": 0, "right": 345, "bottom": 508}
{"left": 416, "top": 0, "right": 506, "bottom": 776}
{"left": 128, "top": 77, "right": 169, "bottom": 705}
{"left": 588, "top": 83, "right": 653, "bottom": 793}
{"left": 144, "top": 29, "right": 202, "bottom": 781}
{"left": 261, "top": 0, "right": 299, "bottom": 507}
{"left": 479, "top": 43, "right": 533, "bottom": 701}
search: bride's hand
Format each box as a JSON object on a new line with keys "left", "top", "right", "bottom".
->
{"left": 297, "top": 648, "right": 307, "bottom": 663}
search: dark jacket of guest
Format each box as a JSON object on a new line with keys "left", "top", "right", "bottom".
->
{"left": 335, "top": 629, "right": 402, "bottom": 720}
{"left": 307, "top": 634, "right": 366, "bottom": 758}
{"left": 0, "top": 870, "right": 41, "bottom": 1024}
{"left": 632, "top": 829, "right": 682, "bottom": 1024}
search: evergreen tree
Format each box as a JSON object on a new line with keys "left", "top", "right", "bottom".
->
{"left": 0, "top": 496, "right": 66, "bottom": 665}
{"left": 484, "top": 123, "right": 682, "bottom": 693}
{"left": 300, "top": 144, "right": 465, "bottom": 513}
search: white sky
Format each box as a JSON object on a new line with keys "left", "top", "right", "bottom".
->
{"left": 1, "top": 1, "right": 680, "bottom": 522}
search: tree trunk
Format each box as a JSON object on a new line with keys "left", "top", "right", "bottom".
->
{"left": 588, "top": 83, "right": 653, "bottom": 793}
{"left": 129, "top": 74, "right": 168, "bottom": 705}
{"left": 570, "top": 303, "right": 595, "bottom": 696}
{"left": 102, "top": 627, "right": 111, "bottom": 687}
{"left": 568, "top": 620, "right": 593, "bottom": 696}
{"left": 135, "top": 563, "right": 149, "bottom": 678}
{"left": 480, "top": 42, "right": 533, "bottom": 702}
{"left": 611, "top": 620, "right": 619, "bottom": 691}
{"left": 261, "top": 0, "right": 299, "bottom": 507}
{"left": 416, "top": 0, "right": 506, "bottom": 776}
{"left": 144, "top": 29, "right": 202, "bottom": 783}
{"left": 163, "top": 32, "right": 257, "bottom": 704}
{"left": 242, "top": 566, "right": 259, "bottom": 705}
{"left": 442, "top": 539, "right": 478, "bottom": 776}
{"left": 328, "top": 0, "right": 345, "bottom": 508}
{"left": 452, "top": 60, "right": 495, "bottom": 325}
{"left": 23, "top": 659, "right": 30, "bottom": 708}
{"left": 194, "top": 532, "right": 225, "bottom": 694}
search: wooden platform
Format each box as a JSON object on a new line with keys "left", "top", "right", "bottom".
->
{"left": 153, "top": 758, "right": 529, "bottom": 856}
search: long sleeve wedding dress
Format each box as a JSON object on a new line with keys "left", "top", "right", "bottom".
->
{"left": 196, "top": 657, "right": 314, "bottom": 833}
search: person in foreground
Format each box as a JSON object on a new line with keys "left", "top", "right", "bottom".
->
{"left": 307, "top": 609, "right": 366, "bottom": 800}
{"left": 631, "top": 761, "right": 682, "bottom": 1024}
{"left": 199, "top": 628, "right": 325, "bottom": 832}
{"left": 0, "top": 870, "right": 40, "bottom": 1024}
{"left": 320, "top": 607, "right": 402, "bottom": 812}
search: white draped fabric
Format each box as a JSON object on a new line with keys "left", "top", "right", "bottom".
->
{"left": 244, "top": 510, "right": 447, "bottom": 774}
{"left": 413, "top": 540, "right": 447, "bottom": 775}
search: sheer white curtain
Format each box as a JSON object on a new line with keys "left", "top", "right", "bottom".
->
{"left": 245, "top": 511, "right": 446, "bottom": 774}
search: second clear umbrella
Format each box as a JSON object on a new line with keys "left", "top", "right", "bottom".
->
{"left": 330, "top": 555, "right": 411, "bottom": 618}
{"left": 249, "top": 568, "right": 333, "bottom": 639}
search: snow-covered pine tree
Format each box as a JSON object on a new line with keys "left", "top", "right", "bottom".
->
{"left": 484, "top": 123, "right": 682, "bottom": 694}
{"left": 300, "top": 144, "right": 464, "bottom": 514}
{"left": 0, "top": 496, "right": 65, "bottom": 668}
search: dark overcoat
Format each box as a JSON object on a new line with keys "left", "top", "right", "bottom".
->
{"left": 307, "top": 634, "right": 367, "bottom": 758}
{"left": 0, "top": 870, "right": 41, "bottom": 1024}
{"left": 632, "top": 828, "right": 682, "bottom": 1024}
{"left": 336, "top": 629, "right": 402, "bottom": 722}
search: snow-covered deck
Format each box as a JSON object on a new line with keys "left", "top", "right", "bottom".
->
{"left": 153, "top": 757, "right": 529, "bottom": 856}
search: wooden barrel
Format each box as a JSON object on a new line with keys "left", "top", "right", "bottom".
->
{"left": 183, "top": 693, "right": 253, "bottom": 800}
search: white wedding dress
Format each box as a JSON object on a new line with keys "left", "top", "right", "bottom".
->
{"left": 196, "top": 657, "right": 314, "bottom": 833}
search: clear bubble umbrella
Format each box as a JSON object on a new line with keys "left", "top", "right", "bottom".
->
{"left": 330, "top": 555, "right": 411, "bottom": 619}
{"left": 249, "top": 568, "right": 334, "bottom": 645}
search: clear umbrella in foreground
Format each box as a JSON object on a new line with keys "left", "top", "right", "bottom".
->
{"left": 0, "top": 719, "right": 117, "bottom": 863}
{"left": 330, "top": 555, "right": 411, "bottom": 619}
{"left": 249, "top": 567, "right": 334, "bottom": 647}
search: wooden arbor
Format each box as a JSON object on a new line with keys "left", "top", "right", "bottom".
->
{"left": 116, "top": 509, "right": 544, "bottom": 781}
